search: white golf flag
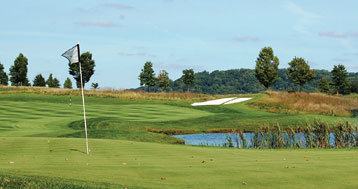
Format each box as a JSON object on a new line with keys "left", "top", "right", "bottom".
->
{"left": 62, "top": 44, "right": 79, "bottom": 64}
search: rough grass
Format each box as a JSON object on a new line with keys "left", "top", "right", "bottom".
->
{"left": 347, "top": 94, "right": 358, "bottom": 99}
{"left": 0, "top": 86, "right": 219, "bottom": 101}
{"left": 253, "top": 91, "right": 358, "bottom": 117}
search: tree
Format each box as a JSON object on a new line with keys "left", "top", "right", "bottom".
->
{"left": 69, "top": 52, "right": 95, "bottom": 88}
{"left": 46, "top": 74, "right": 60, "bottom": 88}
{"left": 33, "top": 74, "right": 46, "bottom": 87}
{"left": 91, "top": 82, "right": 99, "bottom": 90}
{"left": 63, "top": 77, "right": 73, "bottom": 89}
{"left": 288, "top": 57, "right": 316, "bottom": 92}
{"left": 331, "top": 64, "right": 351, "bottom": 95}
{"left": 139, "top": 61, "right": 156, "bottom": 92}
{"left": 9, "top": 53, "right": 30, "bottom": 86}
{"left": 53, "top": 78, "right": 60, "bottom": 88}
{"left": 0, "top": 62, "right": 8, "bottom": 85}
{"left": 255, "top": 47, "right": 280, "bottom": 89}
{"left": 351, "top": 81, "right": 358, "bottom": 93}
{"left": 181, "top": 69, "right": 195, "bottom": 92}
{"left": 318, "top": 78, "right": 330, "bottom": 94}
{"left": 157, "top": 70, "right": 170, "bottom": 91}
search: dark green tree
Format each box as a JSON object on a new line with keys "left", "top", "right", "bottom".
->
{"left": 69, "top": 52, "right": 95, "bottom": 88}
{"left": 288, "top": 57, "right": 316, "bottom": 92}
{"left": 351, "top": 81, "right": 358, "bottom": 93}
{"left": 91, "top": 82, "right": 99, "bottom": 90}
{"left": 181, "top": 69, "right": 195, "bottom": 92}
{"left": 318, "top": 78, "right": 330, "bottom": 94}
{"left": 331, "top": 65, "right": 351, "bottom": 95}
{"left": 32, "top": 74, "right": 46, "bottom": 87}
{"left": 46, "top": 74, "right": 60, "bottom": 88}
{"left": 63, "top": 77, "right": 73, "bottom": 89}
{"left": 139, "top": 61, "right": 156, "bottom": 92}
{"left": 9, "top": 53, "right": 30, "bottom": 86}
{"left": 53, "top": 78, "right": 60, "bottom": 88}
{"left": 0, "top": 62, "right": 8, "bottom": 85}
{"left": 157, "top": 70, "right": 170, "bottom": 91}
{"left": 255, "top": 47, "right": 280, "bottom": 89}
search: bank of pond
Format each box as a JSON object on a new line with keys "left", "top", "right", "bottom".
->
{"left": 174, "top": 121, "right": 358, "bottom": 149}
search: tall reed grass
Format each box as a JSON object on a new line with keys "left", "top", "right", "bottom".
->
{"left": 223, "top": 121, "right": 358, "bottom": 149}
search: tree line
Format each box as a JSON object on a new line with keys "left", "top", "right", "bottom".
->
{"left": 137, "top": 47, "right": 358, "bottom": 94}
{"left": 139, "top": 61, "right": 195, "bottom": 92}
{"left": 0, "top": 53, "right": 98, "bottom": 89}
{"left": 254, "top": 47, "right": 353, "bottom": 95}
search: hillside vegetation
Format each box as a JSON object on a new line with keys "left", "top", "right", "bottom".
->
{"left": 138, "top": 69, "right": 358, "bottom": 94}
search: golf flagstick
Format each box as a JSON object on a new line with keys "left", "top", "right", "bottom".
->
{"left": 62, "top": 43, "right": 89, "bottom": 155}
{"left": 78, "top": 44, "right": 89, "bottom": 155}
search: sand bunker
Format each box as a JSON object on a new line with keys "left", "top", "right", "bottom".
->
{"left": 191, "top": 97, "right": 252, "bottom": 106}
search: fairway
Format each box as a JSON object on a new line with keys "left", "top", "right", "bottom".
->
{"left": 1, "top": 137, "right": 358, "bottom": 188}
{"left": 0, "top": 91, "right": 358, "bottom": 188}
{"left": 0, "top": 94, "right": 212, "bottom": 137}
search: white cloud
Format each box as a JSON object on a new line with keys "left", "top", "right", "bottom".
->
{"left": 75, "top": 20, "right": 119, "bottom": 27}
{"left": 101, "top": 3, "right": 134, "bottom": 10}
{"left": 118, "top": 52, "right": 156, "bottom": 58}
{"left": 332, "top": 58, "right": 351, "bottom": 62}
{"left": 284, "top": 2, "right": 320, "bottom": 35}
{"left": 155, "top": 63, "right": 205, "bottom": 71}
{"left": 347, "top": 65, "right": 358, "bottom": 70}
{"left": 319, "top": 32, "right": 346, "bottom": 38}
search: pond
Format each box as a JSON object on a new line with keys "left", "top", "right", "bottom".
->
{"left": 174, "top": 133, "right": 345, "bottom": 148}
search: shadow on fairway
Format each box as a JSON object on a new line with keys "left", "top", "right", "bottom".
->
{"left": 70, "top": 149, "right": 86, "bottom": 154}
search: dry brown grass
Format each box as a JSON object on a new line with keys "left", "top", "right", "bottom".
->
{"left": 206, "top": 128, "right": 234, "bottom": 133}
{"left": 253, "top": 91, "right": 358, "bottom": 117}
{"left": 146, "top": 128, "right": 198, "bottom": 136}
{"left": 0, "top": 86, "right": 218, "bottom": 101}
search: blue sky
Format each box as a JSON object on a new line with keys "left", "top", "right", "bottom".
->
{"left": 0, "top": 0, "right": 357, "bottom": 89}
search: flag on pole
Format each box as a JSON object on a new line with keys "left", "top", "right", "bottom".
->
{"left": 61, "top": 44, "right": 79, "bottom": 64}
{"left": 61, "top": 43, "right": 90, "bottom": 155}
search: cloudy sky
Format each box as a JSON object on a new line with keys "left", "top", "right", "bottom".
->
{"left": 0, "top": 0, "right": 357, "bottom": 89}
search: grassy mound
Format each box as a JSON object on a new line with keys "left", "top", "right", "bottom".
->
{"left": 62, "top": 118, "right": 185, "bottom": 144}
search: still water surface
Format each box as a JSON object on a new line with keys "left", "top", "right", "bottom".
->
{"left": 174, "top": 133, "right": 338, "bottom": 148}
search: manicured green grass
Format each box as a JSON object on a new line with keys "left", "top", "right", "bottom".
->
{"left": 1, "top": 137, "right": 358, "bottom": 188}
{"left": 0, "top": 93, "right": 357, "bottom": 142}
{"left": 1, "top": 90, "right": 358, "bottom": 188}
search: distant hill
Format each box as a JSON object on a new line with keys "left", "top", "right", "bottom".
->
{"left": 136, "top": 69, "right": 358, "bottom": 94}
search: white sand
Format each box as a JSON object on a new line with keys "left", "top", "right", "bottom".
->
{"left": 224, "top": 97, "right": 252, "bottom": 104}
{"left": 191, "top": 97, "right": 252, "bottom": 106}
{"left": 191, "top": 98, "right": 236, "bottom": 106}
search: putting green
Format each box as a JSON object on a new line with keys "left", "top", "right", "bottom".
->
{"left": 0, "top": 96, "right": 212, "bottom": 137}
